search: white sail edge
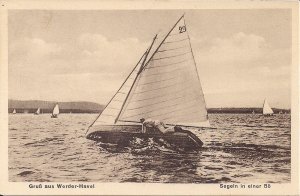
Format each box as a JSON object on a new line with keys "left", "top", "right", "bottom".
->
{"left": 263, "top": 99, "right": 273, "bottom": 114}
{"left": 52, "top": 104, "right": 59, "bottom": 115}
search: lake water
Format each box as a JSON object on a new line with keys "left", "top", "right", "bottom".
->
{"left": 8, "top": 113, "right": 291, "bottom": 183}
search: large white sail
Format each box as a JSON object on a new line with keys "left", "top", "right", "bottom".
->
{"left": 35, "top": 108, "right": 40, "bottom": 114}
{"left": 92, "top": 15, "right": 210, "bottom": 128}
{"left": 263, "top": 99, "right": 273, "bottom": 115}
{"left": 52, "top": 104, "right": 59, "bottom": 115}
{"left": 12, "top": 109, "right": 16, "bottom": 114}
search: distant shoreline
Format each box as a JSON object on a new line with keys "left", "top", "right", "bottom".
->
{"left": 8, "top": 99, "right": 290, "bottom": 114}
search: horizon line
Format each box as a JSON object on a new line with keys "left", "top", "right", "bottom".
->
{"left": 8, "top": 99, "right": 291, "bottom": 110}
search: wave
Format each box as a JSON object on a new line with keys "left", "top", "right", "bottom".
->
{"left": 95, "top": 137, "right": 197, "bottom": 154}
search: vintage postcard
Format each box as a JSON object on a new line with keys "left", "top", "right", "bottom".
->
{"left": 0, "top": 0, "right": 299, "bottom": 195}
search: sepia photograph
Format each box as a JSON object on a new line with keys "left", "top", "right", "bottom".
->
{"left": 0, "top": 0, "right": 299, "bottom": 195}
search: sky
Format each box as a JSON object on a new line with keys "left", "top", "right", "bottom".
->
{"left": 8, "top": 10, "right": 291, "bottom": 108}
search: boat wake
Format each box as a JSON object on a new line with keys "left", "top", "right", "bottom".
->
{"left": 95, "top": 137, "right": 191, "bottom": 154}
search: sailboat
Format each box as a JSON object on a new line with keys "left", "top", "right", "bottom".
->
{"left": 51, "top": 104, "right": 59, "bottom": 118}
{"left": 86, "top": 15, "right": 209, "bottom": 150}
{"left": 12, "top": 109, "right": 16, "bottom": 114}
{"left": 263, "top": 99, "right": 274, "bottom": 116}
{"left": 34, "top": 107, "right": 40, "bottom": 115}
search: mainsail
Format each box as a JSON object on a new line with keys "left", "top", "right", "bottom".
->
{"left": 91, "top": 15, "right": 210, "bottom": 128}
{"left": 263, "top": 99, "right": 273, "bottom": 115}
{"left": 12, "top": 109, "right": 16, "bottom": 114}
{"left": 52, "top": 104, "right": 59, "bottom": 115}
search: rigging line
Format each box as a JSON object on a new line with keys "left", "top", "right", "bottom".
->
{"left": 133, "top": 78, "right": 194, "bottom": 94}
{"left": 147, "top": 101, "right": 199, "bottom": 119}
{"left": 153, "top": 51, "right": 192, "bottom": 60}
{"left": 138, "top": 75, "right": 178, "bottom": 86}
{"left": 138, "top": 34, "right": 157, "bottom": 74}
{"left": 121, "top": 98, "right": 199, "bottom": 119}
{"left": 163, "top": 37, "right": 189, "bottom": 44}
{"left": 156, "top": 31, "right": 186, "bottom": 38}
{"left": 86, "top": 50, "right": 147, "bottom": 131}
{"left": 125, "top": 94, "right": 199, "bottom": 112}
{"left": 145, "top": 68, "right": 186, "bottom": 78}
{"left": 157, "top": 44, "right": 190, "bottom": 53}
{"left": 145, "top": 61, "right": 190, "bottom": 74}
{"left": 118, "top": 91, "right": 127, "bottom": 95}
{"left": 145, "top": 58, "right": 192, "bottom": 69}
{"left": 128, "top": 84, "right": 194, "bottom": 103}
{"left": 115, "top": 35, "right": 157, "bottom": 123}
{"left": 168, "top": 31, "right": 187, "bottom": 37}
{"left": 121, "top": 100, "right": 199, "bottom": 120}
{"left": 139, "top": 14, "right": 185, "bottom": 74}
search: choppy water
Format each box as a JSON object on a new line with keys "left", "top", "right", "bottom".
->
{"left": 9, "top": 114, "right": 290, "bottom": 183}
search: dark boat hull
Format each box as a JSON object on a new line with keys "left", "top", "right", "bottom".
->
{"left": 86, "top": 125, "right": 203, "bottom": 151}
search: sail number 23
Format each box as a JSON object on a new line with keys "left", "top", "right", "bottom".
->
{"left": 179, "top": 26, "right": 186, "bottom": 33}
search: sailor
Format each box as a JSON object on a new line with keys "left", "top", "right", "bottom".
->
{"left": 140, "top": 118, "right": 178, "bottom": 134}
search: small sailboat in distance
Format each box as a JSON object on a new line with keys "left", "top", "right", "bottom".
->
{"left": 263, "top": 99, "right": 274, "bottom": 116}
{"left": 86, "top": 15, "right": 209, "bottom": 151}
{"left": 12, "top": 109, "right": 16, "bottom": 114}
{"left": 34, "top": 107, "right": 40, "bottom": 115}
{"left": 51, "top": 104, "right": 59, "bottom": 118}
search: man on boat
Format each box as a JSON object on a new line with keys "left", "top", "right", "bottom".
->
{"left": 140, "top": 118, "right": 182, "bottom": 134}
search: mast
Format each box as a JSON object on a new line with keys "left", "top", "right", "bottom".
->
{"left": 139, "top": 14, "right": 185, "bottom": 73}
{"left": 138, "top": 35, "right": 157, "bottom": 74}
{"left": 90, "top": 14, "right": 210, "bottom": 128}
{"left": 88, "top": 51, "right": 148, "bottom": 128}
{"left": 114, "top": 34, "right": 158, "bottom": 123}
{"left": 114, "top": 15, "right": 185, "bottom": 124}
{"left": 116, "top": 14, "right": 209, "bottom": 127}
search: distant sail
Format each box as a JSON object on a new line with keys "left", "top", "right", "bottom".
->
{"left": 91, "top": 15, "right": 210, "bottom": 128}
{"left": 52, "top": 104, "right": 59, "bottom": 115}
{"left": 263, "top": 99, "right": 273, "bottom": 115}
{"left": 35, "top": 108, "right": 40, "bottom": 114}
{"left": 12, "top": 109, "right": 16, "bottom": 114}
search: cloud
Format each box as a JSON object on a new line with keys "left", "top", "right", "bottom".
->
{"left": 8, "top": 32, "right": 291, "bottom": 108}
{"left": 73, "top": 33, "right": 150, "bottom": 76}
{"left": 193, "top": 32, "right": 267, "bottom": 66}
{"left": 9, "top": 37, "right": 63, "bottom": 76}
{"left": 10, "top": 37, "right": 62, "bottom": 56}
{"left": 190, "top": 32, "right": 290, "bottom": 107}
{"left": 9, "top": 33, "right": 150, "bottom": 78}
{"left": 9, "top": 34, "right": 150, "bottom": 103}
